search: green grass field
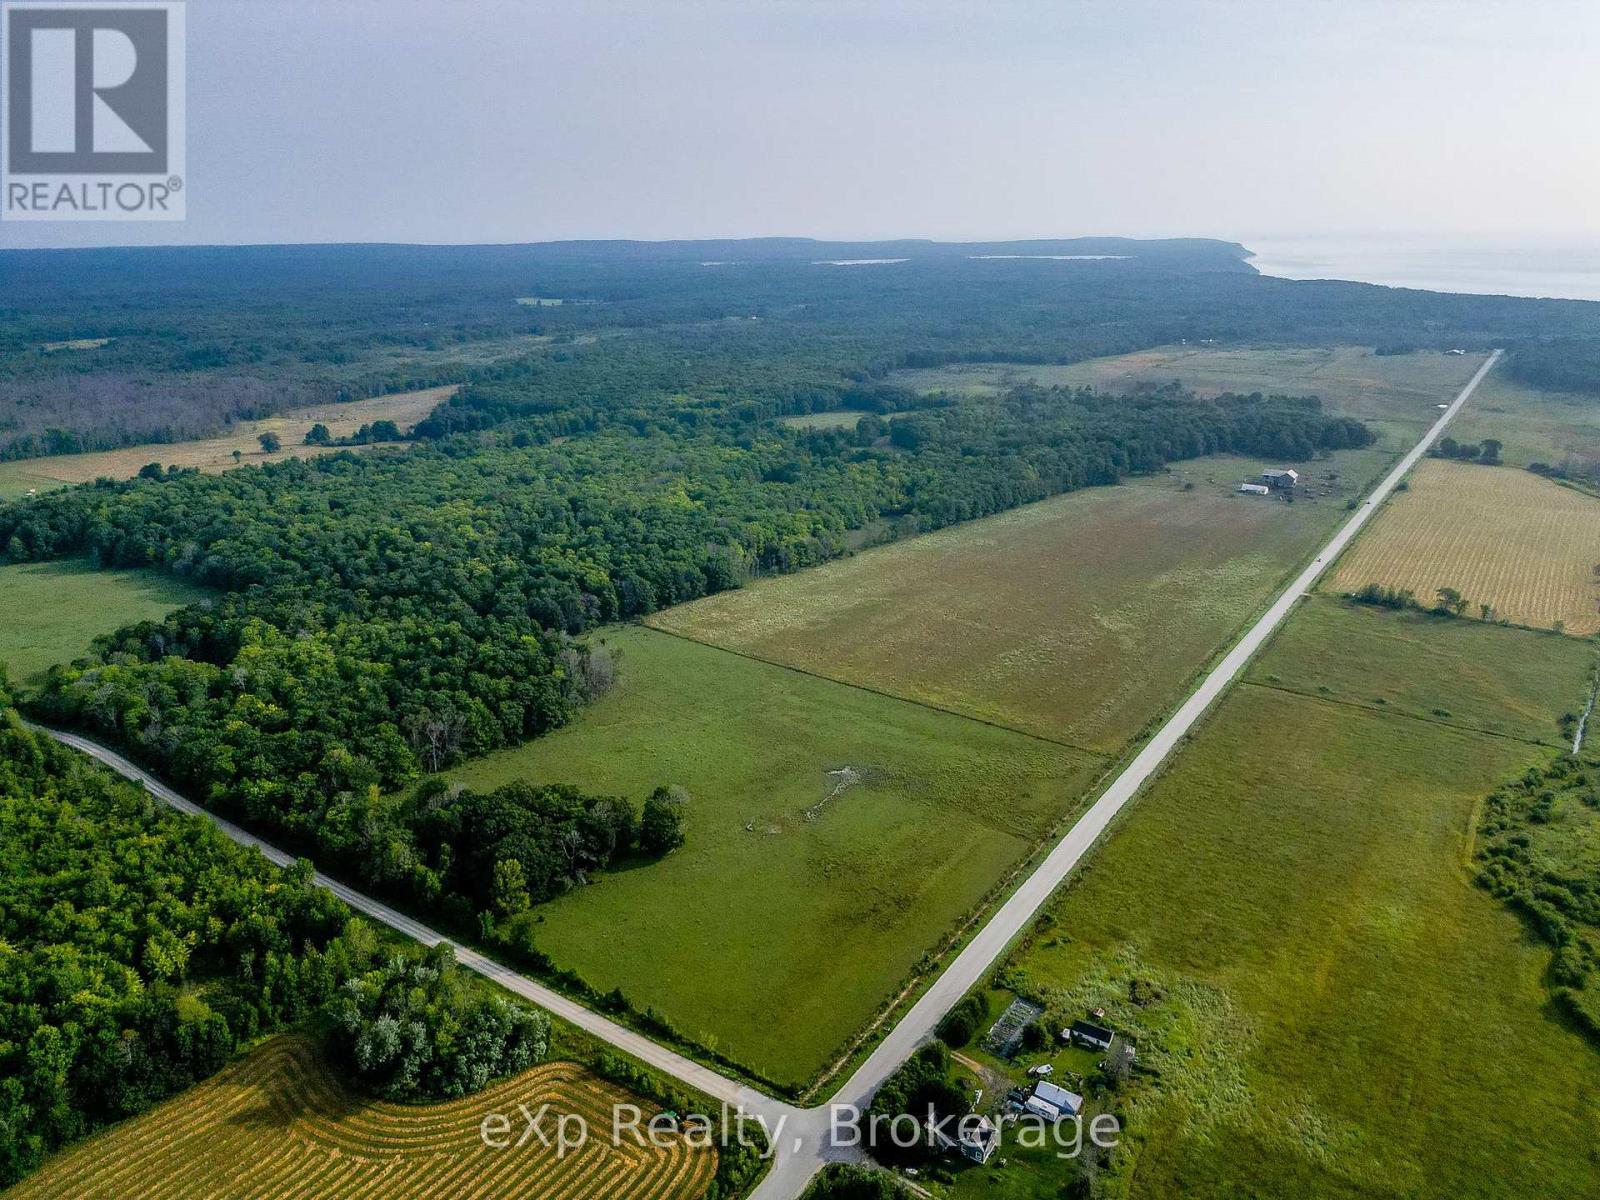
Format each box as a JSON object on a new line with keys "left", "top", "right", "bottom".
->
{"left": 0, "top": 559, "right": 207, "bottom": 688}
{"left": 891, "top": 345, "right": 1484, "bottom": 447}
{"left": 438, "top": 625, "right": 1104, "bottom": 1088}
{"left": 1447, "top": 371, "right": 1600, "bottom": 470}
{"left": 1251, "top": 595, "right": 1595, "bottom": 744}
{"left": 650, "top": 446, "right": 1394, "bottom": 753}
{"left": 974, "top": 606, "right": 1599, "bottom": 1200}
{"left": 778, "top": 409, "right": 877, "bottom": 430}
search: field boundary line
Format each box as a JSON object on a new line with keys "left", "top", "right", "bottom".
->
{"left": 1240, "top": 678, "right": 1568, "bottom": 749}
{"left": 639, "top": 622, "right": 1111, "bottom": 760}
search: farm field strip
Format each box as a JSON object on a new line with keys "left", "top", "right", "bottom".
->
{"left": 4, "top": 1038, "right": 718, "bottom": 1200}
{"left": 891, "top": 345, "right": 1486, "bottom": 432}
{"left": 0, "top": 385, "right": 454, "bottom": 497}
{"left": 1327, "top": 458, "right": 1600, "bottom": 634}
{"left": 649, "top": 445, "right": 1396, "bottom": 753}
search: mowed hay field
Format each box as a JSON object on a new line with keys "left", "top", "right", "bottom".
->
{"left": 4, "top": 1038, "right": 716, "bottom": 1200}
{"left": 0, "top": 386, "right": 453, "bottom": 499}
{"left": 892, "top": 345, "right": 1484, "bottom": 440}
{"left": 650, "top": 447, "right": 1392, "bottom": 753}
{"left": 0, "top": 559, "right": 208, "bottom": 688}
{"left": 1329, "top": 458, "right": 1600, "bottom": 634}
{"left": 440, "top": 624, "right": 1102, "bottom": 1087}
{"left": 991, "top": 609, "right": 1600, "bottom": 1200}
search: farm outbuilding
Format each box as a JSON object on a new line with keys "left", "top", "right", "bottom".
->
{"left": 1260, "top": 469, "right": 1300, "bottom": 489}
{"left": 1067, "top": 1019, "right": 1115, "bottom": 1050}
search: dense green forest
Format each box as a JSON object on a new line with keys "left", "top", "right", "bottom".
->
{"left": 5, "top": 238, "right": 1600, "bottom": 458}
{"left": 0, "top": 696, "right": 546, "bottom": 1187}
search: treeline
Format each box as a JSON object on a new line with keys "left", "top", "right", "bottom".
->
{"left": 1507, "top": 337, "right": 1600, "bottom": 396}
{"left": 0, "top": 699, "right": 547, "bottom": 1187}
{"left": 1475, "top": 755, "right": 1600, "bottom": 1040}
{"left": 0, "top": 391, "right": 1362, "bottom": 926}
{"left": 1432, "top": 436, "right": 1502, "bottom": 463}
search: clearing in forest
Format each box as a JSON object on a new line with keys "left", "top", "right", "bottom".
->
{"left": 439, "top": 624, "right": 1103, "bottom": 1088}
{"left": 1328, "top": 458, "right": 1600, "bottom": 635}
{"left": 5, "top": 1037, "right": 716, "bottom": 1200}
{"left": 649, "top": 445, "right": 1391, "bottom": 752}
{"left": 0, "top": 559, "right": 207, "bottom": 688}
{"left": 0, "top": 385, "right": 453, "bottom": 498}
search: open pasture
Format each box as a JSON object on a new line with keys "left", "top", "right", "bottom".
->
{"left": 0, "top": 559, "right": 207, "bottom": 689}
{"left": 439, "top": 624, "right": 1102, "bottom": 1088}
{"left": 1446, "top": 371, "right": 1600, "bottom": 471}
{"left": 1328, "top": 458, "right": 1600, "bottom": 634}
{"left": 3, "top": 1037, "right": 716, "bottom": 1200}
{"left": 1250, "top": 595, "right": 1594, "bottom": 745}
{"left": 892, "top": 345, "right": 1485, "bottom": 438}
{"left": 0, "top": 385, "right": 452, "bottom": 498}
{"left": 650, "top": 446, "right": 1392, "bottom": 752}
{"left": 986, "top": 607, "right": 1599, "bottom": 1199}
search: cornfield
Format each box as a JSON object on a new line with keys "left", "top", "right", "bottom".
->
{"left": 6, "top": 1039, "right": 717, "bottom": 1200}
{"left": 1329, "top": 459, "right": 1600, "bottom": 635}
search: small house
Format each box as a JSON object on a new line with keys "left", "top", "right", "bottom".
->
{"left": 935, "top": 1115, "right": 1000, "bottom": 1164}
{"left": 1069, "top": 1019, "right": 1114, "bottom": 1050}
{"left": 1023, "top": 1080, "right": 1084, "bottom": 1123}
{"left": 1238, "top": 483, "right": 1270, "bottom": 495}
{"left": 1260, "top": 469, "right": 1299, "bottom": 489}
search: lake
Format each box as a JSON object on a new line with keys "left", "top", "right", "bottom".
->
{"left": 1246, "top": 236, "right": 1600, "bottom": 302}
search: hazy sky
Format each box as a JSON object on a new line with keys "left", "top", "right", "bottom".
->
{"left": 4, "top": 0, "right": 1597, "bottom": 249}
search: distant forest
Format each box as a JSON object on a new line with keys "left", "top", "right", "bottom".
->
{"left": 4, "top": 237, "right": 1600, "bottom": 459}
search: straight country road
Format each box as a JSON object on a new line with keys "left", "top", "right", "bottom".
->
{"left": 37, "top": 347, "right": 1499, "bottom": 1200}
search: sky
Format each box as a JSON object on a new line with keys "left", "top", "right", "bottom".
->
{"left": 2, "top": 0, "right": 1598, "bottom": 249}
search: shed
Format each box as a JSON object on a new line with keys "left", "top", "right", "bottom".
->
{"left": 1069, "top": 1019, "right": 1115, "bottom": 1050}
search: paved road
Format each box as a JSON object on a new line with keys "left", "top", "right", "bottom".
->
{"left": 824, "top": 349, "right": 1503, "bottom": 1108}
{"left": 37, "top": 348, "right": 1499, "bottom": 1200}
{"left": 35, "top": 728, "right": 791, "bottom": 1123}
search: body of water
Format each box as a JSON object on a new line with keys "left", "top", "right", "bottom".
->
{"left": 1246, "top": 236, "right": 1600, "bottom": 302}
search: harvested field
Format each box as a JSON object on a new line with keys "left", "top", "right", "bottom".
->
{"left": 0, "top": 386, "right": 452, "bottom": 498}
{"left": 650, "top": 446, "right": 1393, "bottom": 751}
{"left": 5, "top": 1038, "right": 716, "bottom": 1200}
{"left": 1328, "top": 458, "right": 1600, "bottom": 635}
